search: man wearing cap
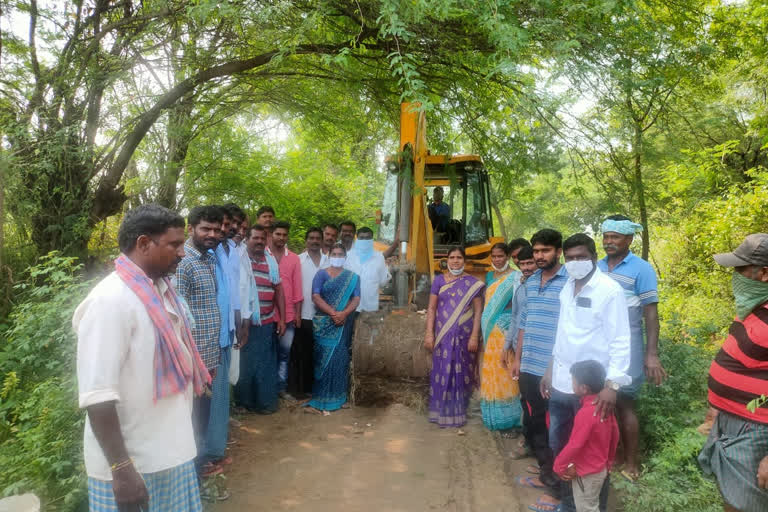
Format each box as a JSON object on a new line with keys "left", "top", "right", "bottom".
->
{"left": 698, "top": 234, "right": 768, "bottom": 512}
{"left": 597, "top": 215, "right": 666, "bottom": 481}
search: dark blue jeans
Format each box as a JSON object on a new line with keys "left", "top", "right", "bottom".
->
{"left": 549, "top": 389, "right": 610, "bottom": 512}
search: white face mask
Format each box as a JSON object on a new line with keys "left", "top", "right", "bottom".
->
{"left": 330, "top": 257, "right": 345, "bottom": 268}
{"left": 565, "top": 260, "right": 594, "bottom": 280}
{"left": 449, "top": 266, "right": 465, "bottom": 276}
{"left": 491, "top": 261, "right": 509, "bottom": 272}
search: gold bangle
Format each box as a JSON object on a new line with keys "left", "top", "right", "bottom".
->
{"left": 110, "top": 458, "right": 133, "bottom": 472}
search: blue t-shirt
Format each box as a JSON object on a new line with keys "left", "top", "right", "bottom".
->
{"left": 597, "top": 251, "right": 659, "bottom": 378}
{"left": 518, "top": 265, "right": 569, "bottom": 377}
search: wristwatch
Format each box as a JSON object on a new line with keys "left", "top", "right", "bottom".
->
{"left": 605, "top": 379, "right": 620, "bottom": 391}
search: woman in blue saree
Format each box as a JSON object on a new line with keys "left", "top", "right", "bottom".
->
{"left": 424, "top": 246, "right": 485, "bottom": 428}
{"left": 307, "top": 243, "right": 360, "bottom": 413}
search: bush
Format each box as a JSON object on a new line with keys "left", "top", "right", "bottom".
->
{"left": 0, "top": 253, "right": 96, "bottom": 510}
{"left": 615, "top": 427, "right": 721, "bottom": 512}
{"left": 616, "top": 337, "right": 720, "bottom": 510}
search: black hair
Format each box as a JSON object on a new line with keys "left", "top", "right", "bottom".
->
{"left": 570, "top": 360, "right": 606, "bottom": 394}
{"left": 340, "top": 221, "right": 357, "bottom": 232}
{"left": 118, "top": 204, "right": 185, "bottom": 253}
{"left": 188, "top": 205, "right": 224, "bottom": 227}
{"left": 330, "top": 242, "right": 347, "bottom": 256}
{"left": 322, "top": 223, "right": 339, "bottom": 232}
{"left": 530, "top": 229, "right": 562, "bottom": 250}
{"left": 272, "top": 220, "right": 290, "bottom": 232}
{"left": 517, "top": 246, "right": 534, "bottom": 261}
{"left": 606, "top": 214, "right": 632, "bottom": 222}
{"left": 256, "top": 206, "right": 275, "bottom": 217}
{"left": 248, "top": 224, "right": 267, "bottom": 238}
{"left": 446, "top": 245, "right": 465, "bottom": 258}
{"left": 563, "top": 233, "right": 597, "bottom": 258}
{"left": 305, "top": 227, "right": 323, "bottom": 240}
{"left": 223, "top": 203, "right": 245, "bottom": 221}
{"left": 357, "top": 227, "right": 374, "bottom": 237}
{"left": 491, "top": 242, "right": 509, "bottom": 255}
{"left": 507, "top": 238, "right": 531, "bottom": 253}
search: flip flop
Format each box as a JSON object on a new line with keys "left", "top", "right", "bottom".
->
{"left": 515, "top": 476, "right": 547, "bottom": 489}
{"left": 526, "top": 464, "right": 541, "bottom": 475}
{"left": 620, "top": 469, "right": 639, "bottom": 483}
{"left": 527, "top": 502, "right": 561, "bottom": 512}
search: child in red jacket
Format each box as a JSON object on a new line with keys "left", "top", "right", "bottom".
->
{"left": 553, "top": 360, "right": 619, "bottom": 512}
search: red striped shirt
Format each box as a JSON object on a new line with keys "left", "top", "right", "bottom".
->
{"left": 707, "top": 303, "right": 768, "bottom": 424}
{"left": 251, "top": 257, "right": 275, "bottom": 324}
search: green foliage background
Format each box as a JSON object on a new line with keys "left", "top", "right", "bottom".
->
{"left": 1, "top": 0, "right": 767, "bottom": 510}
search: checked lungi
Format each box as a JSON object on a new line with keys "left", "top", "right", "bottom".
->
{"left": 87, "top": 460, "right": 201, "bottom": 511}
{"left": 699, "top": 410, "right": 768, "bottom": 512}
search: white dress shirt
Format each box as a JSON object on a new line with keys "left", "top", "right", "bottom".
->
{"left": 74, "top": 274, "right": 196, "bottom": 480}
{"left": 344, "top": 250, "right": 391, "bottom": 312}
{"left": 237, "top": 243, "right": 253, "bottom": 321}
{"left": 299, "top": 250, "right": 329, "bottom": 320}
{"left": 551, "top": 267, "right": 631, "bottom": 394}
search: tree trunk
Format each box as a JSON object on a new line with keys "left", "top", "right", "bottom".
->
{"left": 632, "top": 119, "right": 650, "bottom": 260}
{"left": 156, "top": 100, "right": 194, "bottom": 209}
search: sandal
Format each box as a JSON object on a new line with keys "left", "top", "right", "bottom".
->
{"left": 200, "top": 462, "right": 223, "bottom": 478}
{"left": 515, "top": 476, "right": 547, "bottom": 489}
{"left": 528, "top": 500, "right": 561, "bottom": 512}
{"left": 526, "top": 464, "right": 541, "bottom": 475}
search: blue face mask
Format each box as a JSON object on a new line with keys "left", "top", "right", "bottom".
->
{"left": 355, "top": 239, "right": 374, "bottom": 263}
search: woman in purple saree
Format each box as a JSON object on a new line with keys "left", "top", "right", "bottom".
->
{"left": 424, "top": 247, "right": 485, "bottom": 428}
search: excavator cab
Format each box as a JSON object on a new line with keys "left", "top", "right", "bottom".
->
{"left": 378, "top": 157, "right": 499, "bottom": 277}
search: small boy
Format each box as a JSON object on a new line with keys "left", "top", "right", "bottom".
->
{"left": 553, "top": 360, "right": 619, "bottom": 512}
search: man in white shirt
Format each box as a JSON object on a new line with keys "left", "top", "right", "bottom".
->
{"left": 75, "top": 204, "right": 209, "bottom": 511}
{"left": 540, "top": 233, "right": 631, "bottom": 512}
{"left": 290, "top": 227, "right": 330, "bottom": 396}
{"left": 344, "top": 227, "right": 391, "bottom": 312}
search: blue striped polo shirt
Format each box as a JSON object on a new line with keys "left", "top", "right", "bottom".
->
{"left": 519, "top": 265, "right": 569, "bottom": 376}
{"left": 597, "top": 251, "right": 659, "bottom": 378}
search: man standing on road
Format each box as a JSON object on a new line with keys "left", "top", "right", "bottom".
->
{"left": 322, "top": 223, "right": 339, "bottom": 256}
{"left": 540, "top": 233, "right": 631, "bottom": 512}
{"left": 174, "top": 206, "right": 225, "bottom": 483}
{"left": 598, "top": 215, "right": 666, "bottom": 481}
{"left": 256, "top": 206, "right": 276, "bottom": 246}
{"left": 502, "top": 245, "right": 537, "bottom": 358}
{"left": 510, "top": 229, "right": 569, "bottom": 510}
{"left": 269, "top": 220, "right": 303, "bottom": 401}
{"left": 235, "top": 225, "right": 285, "bottom": 414}
{"left": 345, "top": 227, "right": 391, "bottom": 313}
{"left": 340, "top": 221, "right": 357, "bottom": 253}
{"left": 699, "top": 233, "right": 768, "bottom": 512}
{"left": 290, "top": 227, "right": 330, "bottom": 397}
{"left": 206, "top": 206, "right": 240, "bottom": 477}
{"left": 76, "top": 204, "right": 210, "bottom": 510}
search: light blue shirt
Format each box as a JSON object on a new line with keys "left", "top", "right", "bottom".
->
{"left": 518, "top": 265, "right": 569, "bottom": 377}
{"left": 215, "top": 240, "right": 241, "bottom": 329}
{"left": 597, "top": 251, "right": 659, "bottom": 379}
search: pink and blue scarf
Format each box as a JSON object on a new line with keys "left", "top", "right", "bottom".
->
{"left": 115, "top": 254, "right": 210, "bottom": 401}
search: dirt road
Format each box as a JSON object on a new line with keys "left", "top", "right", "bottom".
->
{"left": 215, "top": 400, "right": 543, "bottom": 512}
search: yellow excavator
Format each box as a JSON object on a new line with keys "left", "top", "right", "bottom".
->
{"left": 354, "top": 103, "right": 503, "bottom": 382}
{"left": 374, "top": 102, "right": 503, "bottom": 310}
